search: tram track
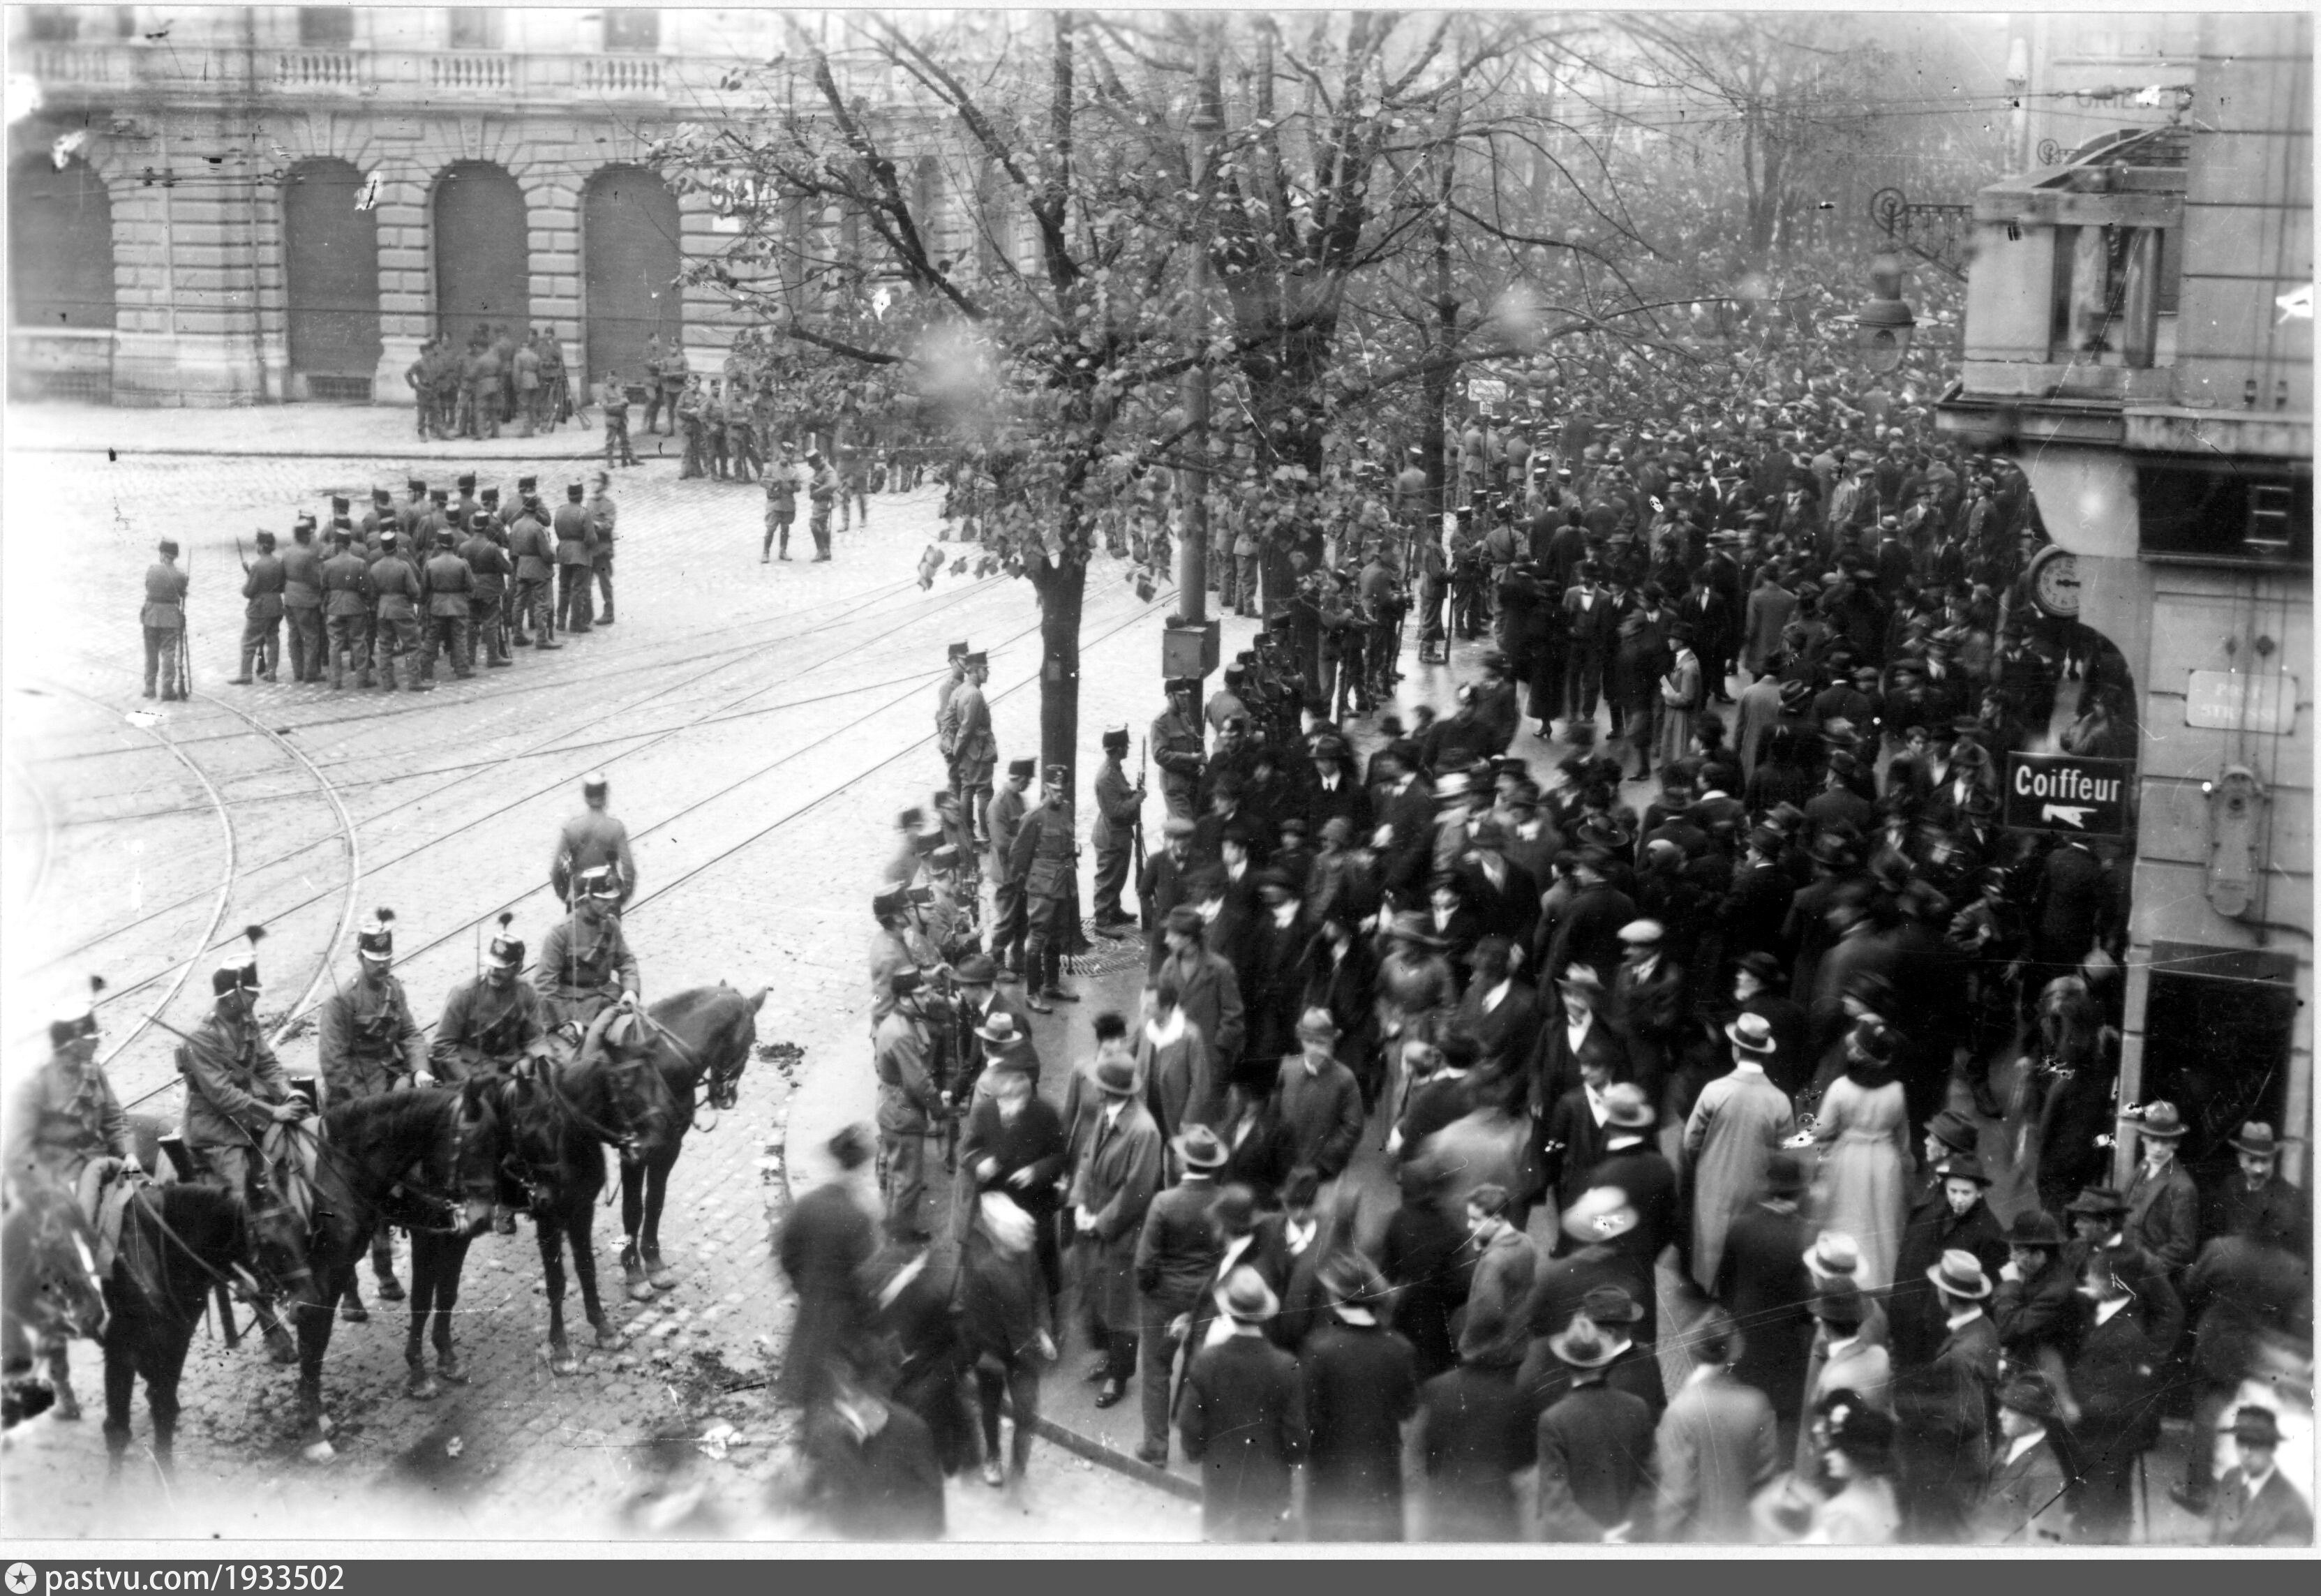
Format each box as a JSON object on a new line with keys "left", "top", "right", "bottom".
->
{"left": 30, "top": 572, "right": 1003, "bottom": 985}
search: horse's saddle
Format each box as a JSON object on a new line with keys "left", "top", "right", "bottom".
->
{"left": 73, "top": 1157, "right": 146, "bottom": 1278}
{"left": 265, "top": 1119, "right": 324, "bottom": 1234}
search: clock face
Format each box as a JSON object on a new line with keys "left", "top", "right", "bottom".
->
{"left": 2032, "top": 548, "right": 2080, "bottom": 618}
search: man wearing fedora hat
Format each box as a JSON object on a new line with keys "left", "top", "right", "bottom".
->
{"left": 2063, "top": 1184, "right": 2185, "bottom": 1357}
{"left": 1276, "top": 1009, "right": 1364, "bottom": 1184}
{"left": 1300, "top": 1250, "right": 1420, "bottom": 1540}
{"left": 1154, "top": 906, "right": 1246, "bottom": 1082}
{"left": 1535, "top": 1315, "right": 1658, "bottom": 1542}
{"left": 1590, "top": 1080, "right": 1680, "bottom": 1284}
{"left": 1179, "top": 1265, "right": 1308, "bottom": 1541}
{"left": 1972, "top": 1371, "right": 2073, "bottom": 1544}
{"left": 2207, "top": 1404, "right": 2314, "bottom": 1546}
{"left": 1893, "top": 1248, "right": 1999, "bottom": 1540}
{"left": 2066, "top": 1248, "right": 2163, "bottom": 1542}
{"left": 1710, "top": 1145, "right": 1812, "bottom": 1459}
{"left": 1993, "top": 1209, "right": 2080, "bottom": 1412}
{"left": 1890, "top": 1153, "right": 2006, "bottom": 1370}
{"left": 1129, "top": 1125, "right": 1227, "bottom": 1465}
{"left": 957, "top": 1051, "right": 1066, "bottom": 1316}
{"left": 2177, "top": 1204, "right": 2310, "bottom": 1516}
{"left": 2120, "top": 1100, "right": 2200, "bottom": 1276}
{"left": 1066, "top": 1049, "right": 1164, "bottom": 1411}
{"left": 1683, "top": 1010, "right": 1797, "bottom": 1294}
{"left": 2204, "top": 1121, "right": 2311, "bottom": 1252}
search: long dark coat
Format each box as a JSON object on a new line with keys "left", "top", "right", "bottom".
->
{"left": 1715, "top": 1202, "right": 1816, "bottom": 1421}
{"left": 1414, "top": 1360, "right": 1533, "bottom": 1540}
{"left": 1380, "top": 1198, "right": 1469, "bottom": 1382}
{"left": 1180, "top": 1332, "right": 1308, "bottom": 1541}
{"left": 776, "top": 1181, "right": 876, "bottom": 1408}
{"left": 1300, "top": 1320, "right": 1421, "bottom": 1541}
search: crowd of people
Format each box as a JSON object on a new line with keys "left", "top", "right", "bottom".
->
{"left": 403, "top": 323, "right": 581, "bottom": 442}
{"left": 776, "top": 345, "right": 2311, "bottom": 1544}
{"left": 138, "top": 470, "right": 624, "bottom": 700}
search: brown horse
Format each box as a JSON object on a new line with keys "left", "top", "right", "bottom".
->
{"left": 468, "top": 1033, "right": 678, "bottom": 1373}
{"left": 615, "top": 984, "right": 768, "bottom": 1300}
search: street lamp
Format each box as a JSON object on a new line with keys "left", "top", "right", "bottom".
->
{"left": 1853, "top": 251, "right": 1916, "bottom": 374}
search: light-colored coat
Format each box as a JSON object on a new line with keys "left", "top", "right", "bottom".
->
{"left": 1657, "top": 1366, "right": 1783, "bottom": 1543}
{"left": 1683, "top": 1062, "right": 1796, "bottom": 1292}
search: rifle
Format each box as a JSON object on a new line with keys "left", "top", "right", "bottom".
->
{"left": 1131, "top": 736, "right": 1149, "bottom": 916}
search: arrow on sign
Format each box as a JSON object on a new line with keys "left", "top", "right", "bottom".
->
{"left": 2041, "top": 803, "right": 2095, "bottom": 828}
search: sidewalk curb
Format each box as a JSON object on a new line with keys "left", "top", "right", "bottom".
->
{"left": 773, "top": 1043, "right": 1201, "bottom": 1507}
{"left": 10, "top": 445, "right": 609, "bottom": 461}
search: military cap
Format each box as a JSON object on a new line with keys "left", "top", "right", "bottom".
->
{"left": 516, "top": 475, "right": 537, "bottom": 493}
{"left": 406, "top": 477, "right": 426, "bottom": 494}
{"left": 962, "top": 650, "right": 987, "bottom": 668}
{"left": 1006, "top": 757, "right": 1036, "bottom": 779}
{"left": 456, "top": 472, "right": 477, "bottom": 492}
{"left": 330, "top": 494, "right": 352, "bottom": 514}
{"left": 371, "top": 486, "right": 392, "bottom": 503}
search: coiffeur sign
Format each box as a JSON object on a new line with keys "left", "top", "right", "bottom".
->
{"left": 2003, "top": 752, "right": 2133, "bottom": 836}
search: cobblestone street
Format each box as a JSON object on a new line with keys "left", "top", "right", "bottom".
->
{"left": 1, "top": 404, "right": 1196, "bottom": 1543}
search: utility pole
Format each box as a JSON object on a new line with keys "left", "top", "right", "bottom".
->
{"left": 1166, "top": 15, "right": 1224, "bottom": 684}
{"left": 1179, "top": 19, "right": 1221, "bottom": 628}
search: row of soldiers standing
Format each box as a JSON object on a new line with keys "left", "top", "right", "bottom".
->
{"left": 216, "top": 472, "right": 619, "bottom": 692}
{"left": 405, "top": 324, "right": 574, "bottom": 442}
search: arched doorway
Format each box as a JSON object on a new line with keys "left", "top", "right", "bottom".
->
{"left": 8, "top": 153, "right": 117, "bottom": 400}
{"left": 281, "top": 158, "right": 382, "bottom": 398}
{"left": 433, "top": 161, "right": 529, "bottom": 345}
{"left": 8, "top": 154, "right": 115, "bottom": 331}
{"left": 581, "top": 164, "right": 680, "bottom": 388}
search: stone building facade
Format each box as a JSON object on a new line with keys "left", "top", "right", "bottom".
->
{"left": 1940, "top": 13, "right": 2312, "bottom": 1191}
{"left": 6, "top": 6, "right": 927, "bottom": 406}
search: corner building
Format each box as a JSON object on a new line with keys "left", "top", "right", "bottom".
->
{"left": 1940, "top": 14, "right": 2312, "bottom": 1193}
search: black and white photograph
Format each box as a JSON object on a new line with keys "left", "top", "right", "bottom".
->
{"left": 0, "top": 3, "right": 2310, "bottom": 1552}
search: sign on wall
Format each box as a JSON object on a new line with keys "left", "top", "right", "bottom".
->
{"left": 2003, "top": 752, "right": 2133, "bottom": 836}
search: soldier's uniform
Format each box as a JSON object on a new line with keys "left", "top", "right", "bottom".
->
{"left": 640, "top": 338, "right": 668, "bottom": 435}
{"left": 1090, "top": 729, "right": 1143, "bottom": 930}
{"left": 405, "top": 346, "right": 435, "bottom": 438}
{"left": 396, "top": 479, "right": 429, "bottom": 539}
{"left": 588, "top": 481, "right": 618, "bottom": 625}
{"left": 806, "top": 453, "right": 838, "bottom": 560}
{"left": 728, "top": 391, "right": 762, "bottom": 481}
{"left": 433, "top": 920, "right": 548, "bottom": 1082}
{"left": 316, "top": 924, "right": 426, "bottom": 1107}
{"left": 368, "top": 533, "right": 428, "bottom": 692}
{"left": 140, "top": 548, "right": 189, "bottom": 701}
{"left": 315, "top": 911, "right": 425, "bottom": 1300}
{"left": 705, "top": 386, "right": 730, "bottom": 480}
{"left": 872, "top": 967, "right": 943, "bottom": 1243}
{"left": 553, "top": 484, "right": 595, "bottom": 633}
{"left": 604, "top": 382, "right": 639, "bottom": 468}
{"left": 535, "top": 872, "right": 641, "bottom": 1029}
{"left": 415, "top": 535, "right": 472, "bottom": 681}
{"left": 677, "top": 380, "right": 706, "bottom": 479}
{"left": 319, "top": 534, "right": 373, "bottom": 689}
{"left": 468, "top": 342, "right": 502, "bottom": 440}
{"left": 280, "top": 522, "right": 325, "bottom": 683}
{"left": 359, "top": 489, "right": 398, "bottom": 544}
{"left": 1010, "top": 769, "right": 1079, "bottom": 1001}
{"left": 232, "top": 535, "right": 287, "bottom": 685}
{"left": 510, "top": 497, "right": 559, "bottom": 649}
{"left": 946, "top": 652, "right": 999, "bottom": 848}
{"left": 763, "top": 458, "right": 798, "bottom": 560}
{"left": 1, "top": 991, "right": 133, "bottom": 1186}
{"left": 986, "top": 761, "right": 1034, "bottom": 974}
{"left": 459, "top": 514, "right": 514, "bottom": 667}
{"left": 551, "top": 779, "right": 639, "bottom": 908}
{"left": 177, "top": 946, "right": 294, "bottom": 1198}
{"left": 1150, "top": 682, "right": 1207, "bottom": 823}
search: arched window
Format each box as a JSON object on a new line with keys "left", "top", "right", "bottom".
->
{"left": 281, "top": 157, "right": 382, "bottom": 396}
{"left": 433, "top": 161, "right": 530, "bottom": 341}
{"left": 8, "top": 154, "right": 115, "bottom": 331}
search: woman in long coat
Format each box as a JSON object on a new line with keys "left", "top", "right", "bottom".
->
{"left": 1809, "top": 1025, "right": 1912, "bottom": 1292}
{"left": 1683, "top": 1015, "right": 1798, "bottom": 1294}
{"left": 1657, "top": 628, "right": 1703, "bottom": 769}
